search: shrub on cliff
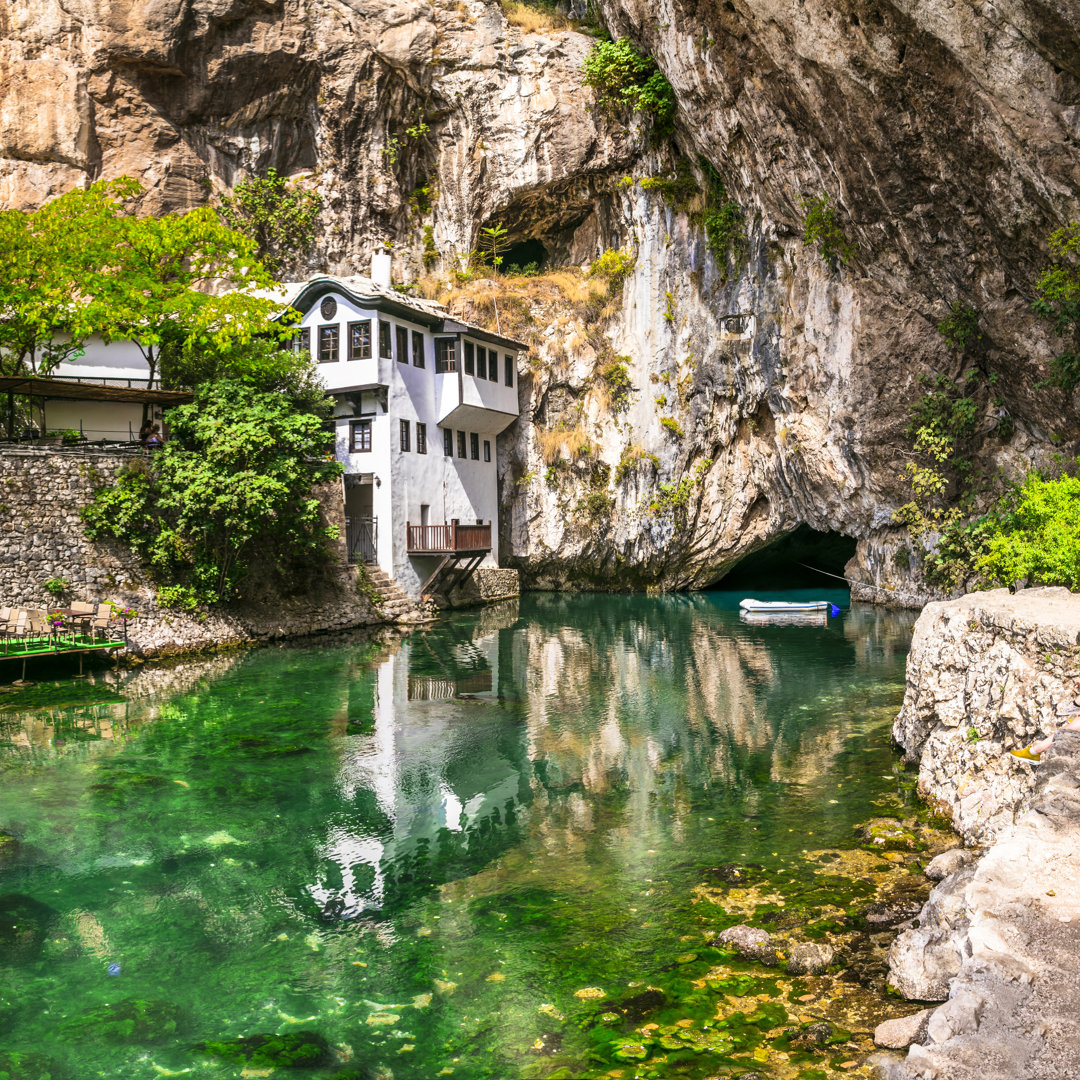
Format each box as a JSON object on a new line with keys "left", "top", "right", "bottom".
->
{"left": 1034, "top": 222, "right": 1080, "bottom": 391}
{"left": 216, "top": 169, "right": 322, "bottom": 279}
{"left": 582, "top": 39, "right": 675, "bottom": 130}
{"left": 82, "top": 379, "right": 342, "bottom": 611}
{"left": 924, "top": 467, "right": 1080, "bottom": 591}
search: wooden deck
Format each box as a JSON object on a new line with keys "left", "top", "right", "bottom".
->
{"left": 406, "top": 522, "right": 492, "bottom": 555}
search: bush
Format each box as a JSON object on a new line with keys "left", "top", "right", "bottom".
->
{"left": 1034, "top": 222, "right": 1080, "bottom": 391}
{"left": 582, "top": 39, "right": 675, "bottom": 130}
{"left": 589, "top": 248, "right": 636, "bottom": 290}
{"left": 83, "top": 380, "right": 341, "bottom": 608}
{"left": 598, "top": 359, "right": 633, "bottom": 413}
{"left": 937, "top": 301, "right": 981, "bottom": 352}
{"left": 976, "top": 471, "right": 1080, "bottom": 589}
{"left": 800, "top": 194, "right": 856, "bottom": 265}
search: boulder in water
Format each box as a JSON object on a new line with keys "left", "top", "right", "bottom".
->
{"left": 65, "top": 998, "right": 183, "bottom": 1044}
{"left": 0, "top": 893, "right": 57, "bottom": 963}
{"left": 785, "top": 941, "right": 835, "bottom": 975}
{"left": 196, "top": 1031, "right": 333, "bottom": 1068}
{"left": 712, "top": 924, "right": 778, "bottom": 965}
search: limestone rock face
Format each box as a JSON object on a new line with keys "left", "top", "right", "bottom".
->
{"left": 1, "top": 1, "right": 1079, "bottom": 593}
{"left": 893, "top": 588, "right": 1080, "bottom": 843}
{"left": 882, "top": 730, "right": 1080, "bottom": 1080}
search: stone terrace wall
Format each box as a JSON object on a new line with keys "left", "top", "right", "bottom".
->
{"left": 0, "top": 448, "right": 403, "bottom": 657}
{"left": 893, "top": 587, "right": 1080, "bottom": 844}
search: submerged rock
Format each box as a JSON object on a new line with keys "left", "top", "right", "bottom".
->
{"left": 594, "top": 988, "right": 666, "bottom": 1024}
{"left": 785, "top": 942, "right": 834, "bottom": 975}
{"left": 0, "top": 893, "right": 57, "bottom": 963}
{"left": 196, "top": 1030, "right": 333, "bottom": 1068}
{"left": 0, "top": 1051, "right": 59, "bottom": 1079}
{"left": 874, "top": 1008, "right": 933, "bottom": 1049}
{"left": 65, "top": 998, "right": 183, "bottom": 1044}
{"left": 701, "top": 863, "right": 765, "bottom": 886}
{"left": 862, "top": 818, "right": 917, "bottom": 851}
{"left": 924, "top": 848, "right": 975, "bottom": 881}
{"left": 712, "top": 924, "right": 778, "bottom": 966}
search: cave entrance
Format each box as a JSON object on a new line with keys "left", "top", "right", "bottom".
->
{"left": 710, "top": 526, "right": 857, "bottom": 591}
{"left": 502, "top": 238, "right": 547, "bottom": 274}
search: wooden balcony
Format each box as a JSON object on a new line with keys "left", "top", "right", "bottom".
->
{"left": 406, "top": 521, "right": 492, "bottom": 555}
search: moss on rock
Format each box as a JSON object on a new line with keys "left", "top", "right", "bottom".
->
{"left": 196, "top": 1030, "right": 333, "bottom": 1068}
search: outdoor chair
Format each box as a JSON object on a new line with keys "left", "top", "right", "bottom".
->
{"left": 1, "top": 609, "right": 25, "bottom": 653}
{"left": 91, "top": 604, "right": 113, "bottom": 642}
{"left": 70, "top": 602, "right": 95, "bottom": 642}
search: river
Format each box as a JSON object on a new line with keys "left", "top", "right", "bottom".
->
{"left": 0, "top": 590, "right": 931, "bottom": 1080}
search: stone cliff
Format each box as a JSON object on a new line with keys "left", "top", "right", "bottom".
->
{"left": 880, "top": 589, "right": 1080, "bottom": 1079}
{"left": 2, "top": 0, "right": 1079, "bottom": 594}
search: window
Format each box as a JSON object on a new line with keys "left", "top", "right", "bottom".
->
{"left": 412, "top": 330, "right": 425, "bottom": 367}
{"left": 483, "top": 439, "right": 491, "bottom": 462}
{"left": 350, "top": 419, "right": 372, "bottom": 453}
{"left": 443, "top": 428, "right": 453, "bottom": 456}
{"left": 348, "top": 321, "right": 371, "bottom": 361}
{"left": 318, "top": 325, "right": 339, "bottom": 363}
{"left": 505, "top": 354, "right": 514, "bottom": 386}
{"left": 457, "top": 430, "right": 467, "bottom": 458}
{"left": 417, "top": 422, "right": 427, "bottom": 454}
{"left": 464, "top": 340, "right": 475, "bottom": 376}
{"left": 470, "top": 432, "right": 479, "bottom": 460}
{"left": 379, "top": 320, "right": 392, "bottom": 359}
{"left": 291, "top": 327, "right": 311, "bottom": 358}
{"left": 400, "top": 419, "right": 411, "bottom": 452}
{"left": 436, "top": 338, "right": 457, "bottom": 373}
{"left": 476, "top": 346, "right": 486, "bottom": 380}
{"left": 396, "top": 325, "right": 409, "bottom": 363}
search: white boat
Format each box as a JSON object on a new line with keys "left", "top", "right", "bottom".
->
{"left": 739, "top": 598, "right": 839, "bottom": 614}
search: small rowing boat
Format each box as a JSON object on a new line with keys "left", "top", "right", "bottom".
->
{"left": 739, "top": 599, "right": 841, "bottom": 616}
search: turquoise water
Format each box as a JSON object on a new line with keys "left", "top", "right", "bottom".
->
{"left": 0, "top": 591, "right": 920, "bottom": 1080}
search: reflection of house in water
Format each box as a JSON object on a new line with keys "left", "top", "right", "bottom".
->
{"left": 306, "top": 612, "right": 526, "bottom": 920}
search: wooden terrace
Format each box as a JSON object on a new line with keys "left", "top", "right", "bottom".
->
{"left": 406, "top": 521, "right": 492, "bottom": 600}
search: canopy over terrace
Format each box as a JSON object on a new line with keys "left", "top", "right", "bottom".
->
{"left": 0, "top": 375, "right": 194, "bottom": 441}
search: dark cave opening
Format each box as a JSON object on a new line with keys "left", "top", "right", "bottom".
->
{"left": 710, "top": 526, "right": 857, "bottom": 590}
{"left": 502, "top": 238, "right": 548, "bottom": 273}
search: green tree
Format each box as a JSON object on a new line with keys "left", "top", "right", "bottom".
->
{"left": 582, "top": 38, "right": 675, "bottom": 130}
{"left": 479, "top": 222, "right": 510, "bottom": 273}
{"left": 83, "top": 380, "right": 342, "bottom": 609}
{"left": 217, "top": 169, "right": 322, "bottom": 278}
{"left": 0, "top": 178, "right": 142, "bottom": 377}
{"left": 1034, "top": 223, "right": 1080, "bottom": 391}
{"left": 99, "top": 204, "right": 284, "bottom": 388}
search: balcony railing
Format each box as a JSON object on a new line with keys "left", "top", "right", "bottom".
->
{"left": 345, "top": 515, "right": 377, "bottom": 564}
{"left": 406, "top": 521, "right": 492, "bottom": 554}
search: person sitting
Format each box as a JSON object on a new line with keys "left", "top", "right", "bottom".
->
{"left": 1011, "top": 684, "right": 1080, "bottom": 762}
{"left": 138, "top": 420, "right": 153, "bottom": 446}
{"left": 146, "top": 424, "right": 165, "bottom": 449}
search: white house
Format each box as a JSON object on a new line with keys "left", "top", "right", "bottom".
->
{"left": 18, "top": 259, "right": 525, "bottom": 600}
{"left": 269, "top": 267, "right": 526, "bottom": 600}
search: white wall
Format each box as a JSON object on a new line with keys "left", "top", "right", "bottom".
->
{"left": 309, "top": 292, "right": 516, "bottom": 597}
{"left": 43, "top": 400, "right": 147, "bottom": 442}
{"left": 52, "top": 336, "right": 152, "bottom": 382}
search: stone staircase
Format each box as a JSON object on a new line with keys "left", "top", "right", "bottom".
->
{"left": 362, "top": 566, "right": 430, "bottom": 623}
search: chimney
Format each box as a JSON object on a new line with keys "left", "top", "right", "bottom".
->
{"left": 370, "top": 250, "right": 392, "bottom": 289}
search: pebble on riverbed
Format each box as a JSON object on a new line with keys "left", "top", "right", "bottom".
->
{"left": 785, "top": 941, "right": 835, "bottom": 975}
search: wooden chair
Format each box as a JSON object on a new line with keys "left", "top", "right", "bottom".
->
{"left": 70, "top": 601, "right": 95, "bottom": 642}
{"left": 1, "top": 609, "right": 25, "bottom": 653}
{"left": 91, "top": 604, "right": 113, "bottom": 641}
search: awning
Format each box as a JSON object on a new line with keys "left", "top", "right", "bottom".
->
{"left": 0, "top": 376, "right": 194, "bottom": 405}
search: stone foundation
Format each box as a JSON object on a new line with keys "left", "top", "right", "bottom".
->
{"left": 443, "top": 567, "right": 521, "bottom": 608}
{"left": 0, "top": 448, "right": 403, "bottom": 658}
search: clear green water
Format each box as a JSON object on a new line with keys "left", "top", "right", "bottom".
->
{"left": 0, "top": 591, "right": 920, "bottom": 1080}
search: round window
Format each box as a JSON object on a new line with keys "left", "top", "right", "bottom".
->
{"left": 320, "top": 296, "right": 338, "bottom": 320}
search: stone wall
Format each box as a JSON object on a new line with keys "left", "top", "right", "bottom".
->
{"left": 442, "top": 567, "right": 521, "bottom": 608}
{"left": 876, "top": 589, "right": 1080, "bottom": 1078}
{"left": 0, "top": 448, "right": 410, "bottom": 657}
{"left": 892, "top": 588, "right": 1080, "bottom": 845}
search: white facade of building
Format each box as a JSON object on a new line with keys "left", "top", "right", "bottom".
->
{"left": 277, "top": 275, "right": 524, "bottom": 599}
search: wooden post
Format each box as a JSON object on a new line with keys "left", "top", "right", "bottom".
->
{"left": 451, "top": 520, "right": 457, "bottom": 551}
